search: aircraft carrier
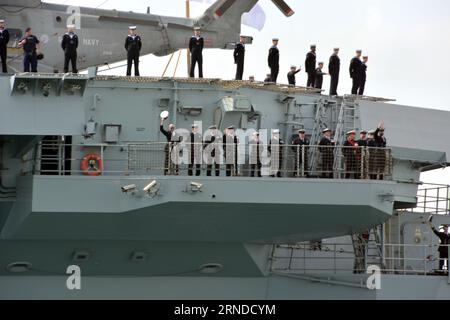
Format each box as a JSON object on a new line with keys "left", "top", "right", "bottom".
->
{"left": 1, "top": 0, "right": 450, "bottom": 301}
{"left": 0, "top": 71, "right": 449, "bottom": 300}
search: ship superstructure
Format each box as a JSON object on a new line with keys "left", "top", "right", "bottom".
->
{"left": 0, "top": 73, "right": 450, "bottom": 299}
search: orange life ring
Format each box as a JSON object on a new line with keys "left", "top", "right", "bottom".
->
{"left": 81, "top": 154, "right": 103, "bottom": 176}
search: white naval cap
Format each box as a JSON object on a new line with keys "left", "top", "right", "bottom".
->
{"left": 273, "top": 129, "right": 280, "bottom": 134}
{"left": 129, "top": 26, "right": 137, "bottom": 30}
{"left": 0, "top": 19, "right": 5, "bottom": 23}
{"left": 66, "top": 24, "right": 76, "bottom": 29}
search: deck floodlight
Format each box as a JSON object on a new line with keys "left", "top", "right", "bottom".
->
{"left": 121, "top": 184, "right": 137, "bottom": 193}
{"left": 190, "top": 182, "right": 203, "bottom": 192}
{"left": 143, "top": 180, "right": 159, "bottom": 196}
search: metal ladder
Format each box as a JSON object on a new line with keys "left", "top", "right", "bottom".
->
{"left": 333, "top": 98, "right": 358, "bottom": 178}
{"left": 366, "top": 226, "right": 385, "bottom": 269}
{"left": 39, "top": 136, "right": 64, "bottom": 175}
{"left": 308, "top": 99, "right": 327, "bottom": 174}
{"left": 352, "top": 226, "right": 385, "bottom": 274}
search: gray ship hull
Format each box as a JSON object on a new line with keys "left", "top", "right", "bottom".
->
{"left": 1, "top": 274, "right": 449, "bottom": 300}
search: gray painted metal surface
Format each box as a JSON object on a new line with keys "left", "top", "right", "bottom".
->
{"left": 1, "top": 74, "right": 450, "bottom": 299}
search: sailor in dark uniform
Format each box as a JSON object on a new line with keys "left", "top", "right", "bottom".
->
{"left": 305, "top": 44, "right": 317, "bottom": 87}
{"left": 350, "top": 50, "right": 363, "bottom": 95}
{"left": 204, "top": 125, "right": 221, "bottom": 177}
{"left": 189, "top": 27, "right": 204, "bottom": 78}
{"left": 18, "top": 27, "right": 41, "bottom": 73}
{"left": 319, "top": 128, "right": 335, "bottom": 179}
{"left": 0, "top": 19, "right": 10, "bottom": 73}
{"left": 269, "top": 129, "right": 285, "bottom": 178}
{"left": 223, "top": 126, "right": 239, "bottom": 177}
{"left": 189, "top": 124, "right": 202, "bottom": 176}
{"left": 125, "top": 26, "right": 142, "bottom": 76}
{"left": 359, "top": 56, "right": 369, "bottom": 96}
{"left": 287, "top": 65, "right": 301, "bottom": 86}
{"left": 328, "top": 48, "right": 340, "bottom": 95}
{"left": 249, "top": 132, "right": 263, "bottom": 178}
{"left": 356, "top": 130, "right": 368, "bottom": 178}
{"left": 234, "top": 35, "right": 246, "bottom": 80}
{"left": 314, "top": 62, "right": 328, "bottom": 90}
{"left": 367, "top": 130, "right": 377, "bottom": 179}
{"left": 160, "top": 118, "right": 180, "bottom": 175}
{"left": 292, "top": 129, "right": 310, "bottom": 177}
{"left": 61, "top": 25, "right": 79, "bottom": 73}
{"left": 343, "top": 130, "right": 359, "bottom": 179}
{"left": 373, "top": 123, "right": 387, "bottom": 180}
{"left": 429, "top": 217, "right": 450, "bottom": 271}
{"left": 268, "top": 38, "right": 280, "bottom": 83}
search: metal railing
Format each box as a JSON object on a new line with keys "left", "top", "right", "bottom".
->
{"left": 408, "top": 184, "right": 450, "bottom": 215}
{"left": 270, "top": 242, "right": 449, "bottom": 276}
{"left": 33, "top": 142, "right": 393, "bottom": 180}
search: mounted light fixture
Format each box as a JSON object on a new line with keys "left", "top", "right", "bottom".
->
{"left": 143, "top": 180, "right": 160, "bottom": 197}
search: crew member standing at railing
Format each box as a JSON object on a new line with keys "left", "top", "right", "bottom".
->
{"left": 292, "top": 129, "right": 309, "bottom": 177}
{"left": 357, "top": 130, "right": 368, "bottom": 178}
{"left": 189, "top": 124, "right": 202, "bottom": 176}
{"left": 269, "top": 129, "right": 285, "bottom": 178}
{"left": 429, "top": 216, "right": 450, "bottom": 271}
{"left": 204, "top": 125, "right": 221, "bottom": 177}
{"left": 367, "top": 130, "right": 377, "bottom": 180}
{"left": 0, "top": 19, "right": 10, "bottom": 73}
{"left": 160, "top": 118, "right": 179, "bottom": 175}
{"left": 374, "top": 122, "right": 387, "bottom": 180}
{"left": 223, "top": 126, "right": 239, "bottom": 177}
{"left": 343, "top": 130, "right": 359, "bottom": 179}
{"left": 319, "top": 128, "right": 335, "bottom": 179}
{"left": 250, "top": 132, "right": 263, "bottom": 177}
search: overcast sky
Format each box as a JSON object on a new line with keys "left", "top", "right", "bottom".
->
{"left": 48, "top": 0, "right": 450, "bottom": 184}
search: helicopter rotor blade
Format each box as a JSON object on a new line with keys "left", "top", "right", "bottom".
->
{"left": 271, "top": 0, "right": 295, "bottom": 17}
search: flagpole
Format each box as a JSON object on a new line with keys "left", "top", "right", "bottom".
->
{"left": 186, "top": 0, "right": 191, "bottom": 77}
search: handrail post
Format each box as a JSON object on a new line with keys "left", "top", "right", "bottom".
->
{"left": 301, "top": 145, "right": 305, "bottom": 178}
{"left": 303, "top": 243, "right": 306, "bottom": 275}
{"left": 288, "top": 247, "right": 294, "bottom": 271}
{"left": 447, "top": 185, "right": 449, "bottom": 215}
{"left": 360, "top": 147, "right": 365, "bottom": 180}
{"left": 424, "top": 189, "right": 427, "bottom": 214}
{"left": 334, "top": 243, "right": 337, "bottom": 274}
{"left": 100, "top": 145, "right": 104, "bottom": 176}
